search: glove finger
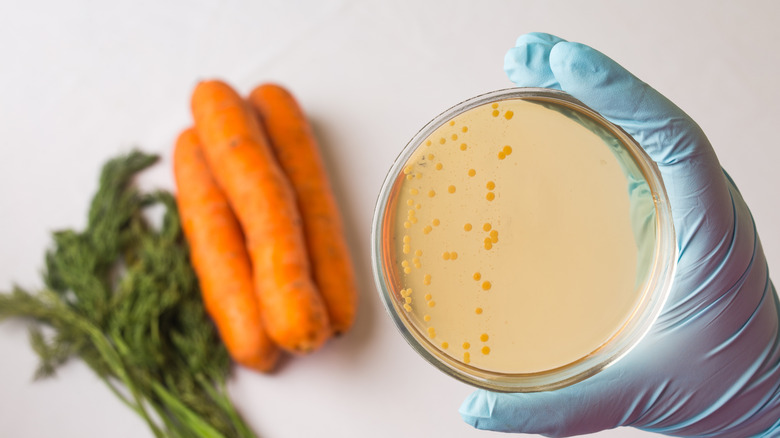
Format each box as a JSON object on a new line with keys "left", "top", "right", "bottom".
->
{"left": 504, "top": 32, "right": 567, "bottom": 89}
{"left": 548, "top": 41, "right": 713, "bottom": 167}
{"left": 459, "top": 368, "right": 636, "bottom": 437}
{"left": 547, "top": 41, "right": 735, "bottom": 270}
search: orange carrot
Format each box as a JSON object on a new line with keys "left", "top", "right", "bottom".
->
{"left": 173, "top": 128, "right": 280, "bottom": 371}
{"left": 190, "top": 80, "right": 331, "bottom": 354}
{"left": 248, "top": 83, "right": 358, "bottom": 335}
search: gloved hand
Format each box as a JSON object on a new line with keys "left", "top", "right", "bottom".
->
{"left": 459, "top": 33, "right": 780, "bottom": 437}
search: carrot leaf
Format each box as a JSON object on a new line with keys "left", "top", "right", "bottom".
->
{"left": 0, "top": 150, "right": 257, "bottom": 438}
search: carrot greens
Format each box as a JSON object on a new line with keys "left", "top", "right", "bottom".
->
{"left": 0, "top": 150, "right": 257, "bottom": 438}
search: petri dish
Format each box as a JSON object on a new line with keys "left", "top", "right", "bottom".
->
{"left": 371, "top": 88, "right": 676, "bottom": 392}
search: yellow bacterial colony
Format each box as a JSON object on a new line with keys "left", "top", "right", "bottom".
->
{"left": 389, "top": 98, "right": 644, "bottom": 373}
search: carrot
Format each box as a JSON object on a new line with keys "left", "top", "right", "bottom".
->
{"left": 190, "top": 80, "right": 331, "bottom": 354}
{"left": 248, "top": 84, "right": 358, "bottom": 335}
{"left": 173, "top": 128, "right": 280, "bottom": 371}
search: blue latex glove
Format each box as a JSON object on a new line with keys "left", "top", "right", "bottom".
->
{"left": 459, "top": 33, "right": 780, "bottom": 437}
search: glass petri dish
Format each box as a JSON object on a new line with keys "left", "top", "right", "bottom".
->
{"left": 371, "top": 88, "right": 676, "bottom": 392}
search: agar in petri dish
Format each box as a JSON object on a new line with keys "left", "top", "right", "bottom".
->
{"left": 372, "top": 88, "right": 675, "bottom": 392}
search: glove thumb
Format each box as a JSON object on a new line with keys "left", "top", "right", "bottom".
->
{"left": 459, "top": 369, "right": 636, "bottom": 437}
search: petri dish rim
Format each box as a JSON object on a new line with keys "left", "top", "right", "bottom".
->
{"left": 371, "top": 87, "right": 676, "bottom": 392}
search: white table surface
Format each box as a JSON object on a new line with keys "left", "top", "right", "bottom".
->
{"left": 1, "top": 1, "right": 779, "bottom": 437}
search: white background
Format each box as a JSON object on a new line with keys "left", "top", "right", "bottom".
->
{"left": 1, "top": 1, "right": 779, "bottom": 437}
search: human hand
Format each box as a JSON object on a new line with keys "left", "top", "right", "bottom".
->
{"left": 459, "top": 33, "right": 780, "bottom": 437}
